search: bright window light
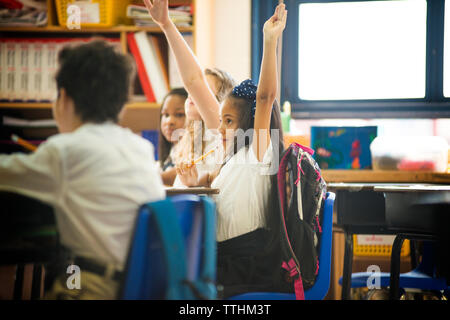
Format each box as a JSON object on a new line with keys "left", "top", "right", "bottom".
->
{"left": 298, "top": 0, "right": 427, "bottom": 100}
{"left": 444, "top": 0, "right": 450, "bottom": 97}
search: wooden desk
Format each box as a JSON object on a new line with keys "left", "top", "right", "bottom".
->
{"left": 328, "top": 180, "right": 449, "bottom": 300}
{"left": 165, "top": 187, "right": 220, "bottom": 195}
{"left": 323, "top": 170, "right": 450, "bottom": 184}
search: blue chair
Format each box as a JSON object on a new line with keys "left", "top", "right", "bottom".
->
{"left": 228, "top": 192, "right": 336, "bottom": 300}
{"left": 338, "top": 238, "right": 448, "bottom": 299}
{"left": 119, "top": 194, "right": 216, "bottom": 299}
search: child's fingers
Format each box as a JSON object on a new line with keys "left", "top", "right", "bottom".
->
{"left": 143, "top": 0, "right": 152, "bottom": 10}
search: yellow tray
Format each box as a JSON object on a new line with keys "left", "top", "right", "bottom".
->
{"left": 55, "top": 0, "right": 132, "bottom": 28}
{"left": 353, "top": 235, "right": 410, "bottom": 257}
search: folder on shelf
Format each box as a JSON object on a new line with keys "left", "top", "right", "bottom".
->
{"left": 127, "top": 32, "right": 156, "bottom": 103}
{"left": 168, "top": 33, "right": 193, "bottom": 89}
{"left": 0, "top": 41, "right": 6, "bottom": 101}
{"left": 0, "top": 37, "right": 121, "bottom": 103}
{"left": 133, "top": 31, "right": 169, "bottom": 103}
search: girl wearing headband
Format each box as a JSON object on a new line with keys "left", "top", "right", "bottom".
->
{"left": 146, "top": 0, "right": 287, "bottom": 297}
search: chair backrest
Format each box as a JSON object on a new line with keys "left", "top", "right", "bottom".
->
{"left": 227, "top": 192, "right": 335, "bottom": 300}
{"left": 119, "top": 194, "right": 216, "bottom": 300}
{"left": 304, "top": 191, "right": 335, "bottom": 300}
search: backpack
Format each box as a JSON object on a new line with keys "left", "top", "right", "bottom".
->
{"left": 277, "top": 142, "right": 327, "bottom": 299}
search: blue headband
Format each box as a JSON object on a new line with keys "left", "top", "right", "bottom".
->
{"left": 232, "top": 79, "right": 257, "bottom": 118}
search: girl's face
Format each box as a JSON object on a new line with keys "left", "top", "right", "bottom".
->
{"left": 218, "top": 98, "right": 240, "bottom": 149}
{"left": 184, "top": 75, "right": 220, "bottom": 120}
{"left": 160, "top": 94, "right": 186, "bottom": 143}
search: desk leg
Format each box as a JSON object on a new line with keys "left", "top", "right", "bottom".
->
{"left": 389, "top": 235, "right": 404, "bottom": 300}
{"left": 31, "top": 264, "right": 43, "bottom": 300}
{"left": 13, "top": 264, "right": 25, "bottom": 300}
{"left": 341, "top": 232, "right": 353, "bottom": 300}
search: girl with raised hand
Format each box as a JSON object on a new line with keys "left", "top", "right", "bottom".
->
{"left": 176, "top": 4, "right": 288, "bottom": 297}
{"left": 144, "top": 0, "right": 235, "bottom": 185}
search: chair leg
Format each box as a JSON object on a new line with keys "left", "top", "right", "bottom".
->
{"left": 31, "top": 264, "right": 43, "bottom": 300}
{"left": 389, "top": 235, "right": 404, "bottom": 300}
{"left": 13, "top": 264, "right": 25, "bottom": 300}
{"left": 341, "top": 232, "right": 353, "bottom": 300}
{"left": 409, "top": 240, "right": 417, "bottom": 270}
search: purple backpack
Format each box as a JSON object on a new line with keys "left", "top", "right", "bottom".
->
{"left": 277, "top": 142, "right": 327, "bottom": 299}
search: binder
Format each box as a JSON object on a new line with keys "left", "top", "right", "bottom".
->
{"left": 168, "top": 33, "right": 193, "bottom": 88}
{"left": 5, "top": 39, "right": 17, "bottom": 101}
{"left": 134, "top": 31, "right": 169, "bottom": 103}
{"left": 127, "top": 32, "right": 156, "bottom": 102}
{"left": 0, "top": 41, "right": 5, "bottom": 101}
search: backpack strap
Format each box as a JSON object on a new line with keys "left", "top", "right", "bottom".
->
{"left": 282, "top": 258, "right": 305, "bottom": 300}
{"left": 150, "top": 201, "right": 193, "bottom": 300}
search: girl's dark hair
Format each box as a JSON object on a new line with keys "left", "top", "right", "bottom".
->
{"left": 158, "top": 87, "right": 188, "bottom": 166}
{"left": 227, "top": 94, "right": 285, "bottom": 158}
{"left": 55, "top": 39, "right": 135, "bottom": 123}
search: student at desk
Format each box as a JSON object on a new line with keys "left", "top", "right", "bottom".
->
{"left": 150, "top": 0, "right": 288, "bottom": 297}
{"left": 158, "top": 87, "right": 187, "bottom": 186}
{"left": 0, "top": 40, "right": 165, "bottom": 299}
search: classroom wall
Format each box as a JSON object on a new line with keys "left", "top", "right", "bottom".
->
{"left": 195, "top": 0, "right": 252, "bottom": 83}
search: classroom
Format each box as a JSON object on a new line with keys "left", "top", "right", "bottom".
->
{"left": 0, "top": 0, "right": 449, "bottom": 306}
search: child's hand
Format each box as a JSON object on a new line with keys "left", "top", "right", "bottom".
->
{"left": 143, "top": 0, "right": 170, "bottom": 28}
{"left": 176, "top": 162, "right": 199, "bottom": 187}
{"left": 263, "top": 3, "right": 287, "bottom": 41}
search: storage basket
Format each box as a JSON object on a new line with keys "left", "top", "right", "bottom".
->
{"left": 55, "top": 0, "right": 132, "bottom": 28}
{"left": 353, "top": 235, "right": 410, "bottom": 257}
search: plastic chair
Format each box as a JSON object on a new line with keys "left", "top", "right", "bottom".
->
{"left": 119, "top": 194, "right": 216, "bottom": 299}
{"left": 338, "top": 237, "right": 448, "bottom": 299}
{"left": 228, "top": 192, "right": 336, "bottom": 300}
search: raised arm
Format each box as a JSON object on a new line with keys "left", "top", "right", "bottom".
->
{"left": 253, "top": 4, "right": 287, "bottom": 161}
{"left": 144, "top": 0, "right": 220, "bottom": 129}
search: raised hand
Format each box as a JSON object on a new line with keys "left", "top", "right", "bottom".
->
{"left": 143, "top": 0, "right": 170, "bottom": 28}
{"left": 176, "top": 162, "right": 199, "bottom": 187}
{"left": 263, "top": 3, "right": 287, "bottom": 41}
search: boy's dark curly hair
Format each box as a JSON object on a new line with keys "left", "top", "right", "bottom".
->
{"left": 55, "top": 39, "right": 135, "bottom": 123}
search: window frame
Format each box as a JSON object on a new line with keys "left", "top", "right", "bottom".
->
{"left": 272, "top": 0, "right": 450, "bottom": 119}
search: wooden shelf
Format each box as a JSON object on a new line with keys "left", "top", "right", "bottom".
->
{"left": 322, "top": 169, "right": 450, "bottom": 184}
{"left": 0, "top": 102, "right": 160, "bottom": 110}
{"left": 0, "top": 25, "right": 194, "bottom": 34}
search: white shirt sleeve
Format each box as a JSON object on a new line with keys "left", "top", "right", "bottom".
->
{"left": 0, "top": 141, "right": 63, "bottom": 206}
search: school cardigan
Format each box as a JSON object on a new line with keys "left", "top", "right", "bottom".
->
{"left": 211, "top": 142, "right": 273, "bottom": 242}
{"left": 0, "top": 122, "right": 165, "bottom": 269}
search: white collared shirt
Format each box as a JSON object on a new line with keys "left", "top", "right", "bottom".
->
{"left": 0, "top": 122, "right": 165, "bottom": 268}
{"left": 211, "top": 142, "right": 274, "bottom": 242}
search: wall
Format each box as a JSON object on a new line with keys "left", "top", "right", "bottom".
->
{"left": 195, "top": 0, "right": 252, "bottom": 83}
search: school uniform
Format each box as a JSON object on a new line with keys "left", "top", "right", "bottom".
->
{"left": 211, "top": 142, "right": 287, "bottom": 298}
{"left": 159, "top": 142, "right": 180, "bottom": 172}
{"left": 0, "top": 122, "right": 165, "bottom": 299}
{"left": 172, "top": 126, "right": 222, "bottom": 187}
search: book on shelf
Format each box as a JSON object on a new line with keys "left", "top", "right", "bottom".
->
{"left": 126, "top": 4, "right": 192, "bottom": 27}
{"left": 168, "top": 33, "right": 193, "bottom": 88}
{"left": 133, "top": 31, "right": 169, "bottom": 103}
{"left": 127, "top": 32, "right": 156, "bottom": 102}
{"left": 2, "top": 116, "right": 56, "bottom": 128}
{"left": 0, "top": 37, "right": 120, "bottom": 103}
{"left": 0, "top": 0, "right": 48, "bottom": 27}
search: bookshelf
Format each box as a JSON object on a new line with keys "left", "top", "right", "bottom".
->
{"left": 0, "top": 0, "right": 195, "bottom": 138}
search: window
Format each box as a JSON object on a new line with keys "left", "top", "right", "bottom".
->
{"left": 298, "top": 1, "right": 426, "bottom": 100}
{"left": 445, "top": 0, "right": 450, "bottom": 97}
{"left": 274, "top": 0, "right": 450, "bottom": 118}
